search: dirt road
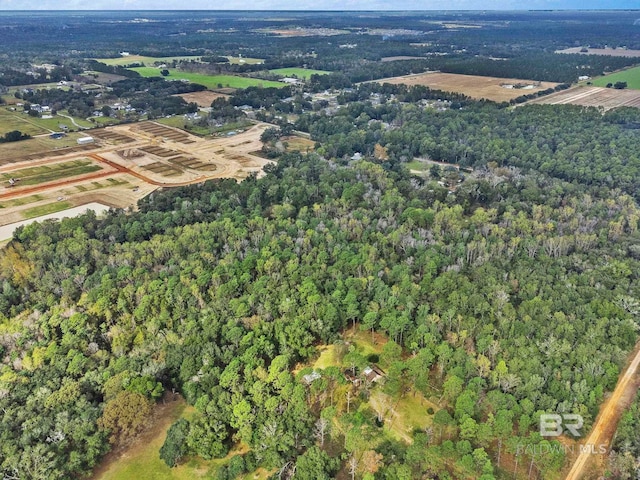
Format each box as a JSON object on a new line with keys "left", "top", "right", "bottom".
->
{"left": 565, "top": 341, "right": 640, "bottom": 480}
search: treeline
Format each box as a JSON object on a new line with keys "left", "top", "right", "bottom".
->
{"left": 0, "top": 65, "right": 72, "bottom": 87}
{"left": 0, "top": 130, "right": 30, "bottom": 143}
{"left": 342, "top": 53, "right": 639, "bottom": 84}
{"left": 86, "top": 60, "right": 141, "bottom": 79}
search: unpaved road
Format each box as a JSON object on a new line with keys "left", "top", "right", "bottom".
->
{"left": 565, "top": 341, "right": 640, "bottom": 480}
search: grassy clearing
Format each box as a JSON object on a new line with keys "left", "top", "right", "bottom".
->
{"left": 155, "top": 116, "right": 211, "bottom": 136}
{"left": 0, "top": 107, "right": 91, "bottom": 135}
{"left": 0, "top": 132, "right": 84, "bottom": 159}
{"left": 369, "top": 390, "right": 438, "bottom": 443}
{"left": 225, "top": 56, "right": 264, "bottom": 65}
{"left": 269, "top": 67, "right": 330, "bottom": 79}
{"left": 591, "top": 65, "right": 640, "bottom": 90}
{"left": 406, "top": 160, "right": 429, "bottom": 171}
{"left": 95, "top": 55, "right": 202, "bottom": 66}
{"left": 94, "top": 398, "right": 256, "bottom": 480}
{"left": 0, "top": 108, "right": 49, "bottom": 136}
{"left": 21, "top": 201, "right": 72, "bottom": 219}
{"left": 1, "top": 160, "right": 102, "bottom": 186}
{"left": 129, "top": 67, "right": 286, "bottom": 89}
{"left": 281, "top": 135, "right": 315, "bottom": 152}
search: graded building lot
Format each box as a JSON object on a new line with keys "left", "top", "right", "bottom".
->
{"left": 527, "top": 86, "right": 640, "bottom": 110}
{"left": 0, "top": 121, "right": 274, "bottom": 232}
{"left": 376, "top": 72, "right": 559, "bottom": 102}
{"left": 556, "top": 47, "right": 640, "bottom": 58}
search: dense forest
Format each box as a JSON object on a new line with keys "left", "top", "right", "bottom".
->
{"left": 2, "top": 8, "right": 640, "bottom": 480}
{"left": 2, "top": 136, "right": 640, "bottom": 478}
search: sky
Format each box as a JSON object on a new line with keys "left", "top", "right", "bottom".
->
{"left": 0, "top": 0, "right": 638, "bottom": 10}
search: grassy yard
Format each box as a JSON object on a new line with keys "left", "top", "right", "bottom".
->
{"left": 1, "top": 160, "right": 102, "bottom": 186}
{"left": 269, "top": 67, "right": 330, "bottom": 79}
{"left": 129, "top": 67, "right": 286, "bottom": 89}
{"left": 369, "top": 390, "right": 438, "bottom": 443}
{"left": 0, "top": 108, "right": 50, "bottom": 136}
{"left": 591, "top": 65, "right": 640, "bottom": 90}
{"left": 0, "top": 133, "right": 85, "bottom": 159}
{"left": 0, "top": 107, "right": 92, "bottom": 136}
{"left": 21, "top": 201, "right": 72, "bottom": 219}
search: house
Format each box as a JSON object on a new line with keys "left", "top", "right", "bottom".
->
{"left": 302, "top": 371, "right": 321, "bottom": 385}
{"left": 362, "top": 365, "right": 385, "bottom": 384}
{"left": 345, "top": 365, "right": 385, "bottom": 387}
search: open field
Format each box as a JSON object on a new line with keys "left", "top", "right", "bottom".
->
{"left": 225, "top": 56, "right": 264, "bottom": 65}
{"left": 0, "top": 121, "right": 274, "bottom": 233}
{"left": 92, "top": 395, "right": 272, "bottom": 480}
{"left": 95, "top": 55, "right": 202, "bottom": 66}
{"left": 527, "top": 86, "right": 640, "bottom": 109}
{"left": 590, "top": 65, "right": 640, "bottom": 90}
{"left": 269, "top": 67, "right": 330, "bottom": 79}
{"left": 129, "top": 67, "right": 286, "bottom": 89}
{"left": 556, "top": 47, "right": 640, "bottom": 58}
{"left": 376, "top": 72, "right": 559, "bottom": 102}
{"left": 0, "top": 106, "right": 90, "bottom": 136}
{"left": 369, "top": 390, "right": 438, "bottom": 443}
{"left": 173, "top": 90, "right": 228, "bottom": 107}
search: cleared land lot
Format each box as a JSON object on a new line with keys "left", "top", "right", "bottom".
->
{"left": 269, "top": 67, "right": 330, "bottom": 79}
{"left": 174, "top": 91, "right": 229, "bottom": 107}
{"left": 527, "top": 86, "right": 640, "bottom": 109}
{"left": 377, "top": 72, "right": 559, "bottom": 102}
{"left": 0, "top": 121, "right": 275, "bottom": 232}
{"left": 556, "top": 47, "right": 640, "bottom": 58}
{"left": 590, "top": 65, "right": 640, "bottom": 90}
{"left": 130, "top": 67, "right": 286, "bottom": 89}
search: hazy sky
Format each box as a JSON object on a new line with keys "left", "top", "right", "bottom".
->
{"left": 0, "top": 0, "right": 638, "bottom": 10}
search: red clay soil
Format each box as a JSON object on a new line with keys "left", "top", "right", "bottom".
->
{"left": 564, "top": 340, "right": 640, "bottom": 480}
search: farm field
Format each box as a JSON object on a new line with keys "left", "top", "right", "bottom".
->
{"left": 556, "top": 47, "right": 640, "bottom": 58}
{"left": 95, "top": 55, "right": 202, "bottom": 66}
{"left": 527, "top": 86, "right": 640, "bottom": 109}
{"left": 590, "top": 65, "right": 640, "bottom": 90}
{"left": 0, "top": 121, "right": 275, "bottom": 234}
{"left": 376, "top": 72, "right": 559, "bottom": 102}
{"left": 173, "top": 90, "right": 228, "bottom": 107}
{"left": 129, "top": 67, "right": 286, "bottom": 89}
{"left": 269, "top": 67, "right": 330, "bottom": 79}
